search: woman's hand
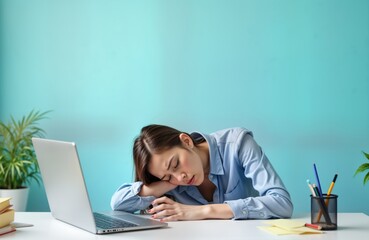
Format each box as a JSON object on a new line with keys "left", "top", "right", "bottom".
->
{"left": 149, "top": 196, "right": 234, "bottom": 221}
{"left": 149, "top": 196, "right": 207, "bottom": 221}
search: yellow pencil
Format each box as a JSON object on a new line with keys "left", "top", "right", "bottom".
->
{"left": 327, "top": 174, "right": 338, "bottom": 196}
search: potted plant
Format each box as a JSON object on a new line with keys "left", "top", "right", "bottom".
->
{"left": 0, "top": 110, "right": 50, "bottom": 211}
{"left": 355, "top": 151, "right": 369, "bottom": 185}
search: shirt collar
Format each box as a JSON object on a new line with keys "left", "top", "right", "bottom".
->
{"left": 193, "top": 131, "right": 224, "bottom": 176}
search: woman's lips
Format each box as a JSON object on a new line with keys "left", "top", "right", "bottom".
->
{"left": 187, "top": 176, "right": 195, "bottom": 185}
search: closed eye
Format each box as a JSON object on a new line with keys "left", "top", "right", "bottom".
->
{"left": 162, "top": 158, "right": 179, "bottom": 182}
{"left": 173, "top": 159, "right": 179, "bottom": 170}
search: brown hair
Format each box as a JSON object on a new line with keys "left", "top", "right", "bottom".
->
{"left": 133, "top": 124, "right": 196, "bottom": 185}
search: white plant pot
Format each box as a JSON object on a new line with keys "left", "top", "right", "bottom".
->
{"left": 0, "top": 188, "right": 29, "bottom": 211}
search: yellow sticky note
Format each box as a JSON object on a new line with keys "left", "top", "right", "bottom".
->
{"left": 259, "top": 226, "right": 295, "bottom": 235}
{"left": 259, "top": 219, "right": 323, "bottom": 235}
{"left": 265, "top": 219, "right": 305, "bottom": 229}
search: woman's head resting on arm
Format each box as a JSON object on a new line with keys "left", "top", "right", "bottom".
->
{"left": 133, "top": 124, "right": 209, "bottom": 186}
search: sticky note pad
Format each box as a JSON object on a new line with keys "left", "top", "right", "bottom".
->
{"left": 259, "top": 219, "right": 323, "bottom": 235}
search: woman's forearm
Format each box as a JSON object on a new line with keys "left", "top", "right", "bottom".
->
{"left": 150, "top": 197, "right": 235, "bottom": 221}
{"left": 202, "top": 204, "right": 234, "bottom": 219}
{"left": 139, "top": 181, "right": 177, "bottom": 198}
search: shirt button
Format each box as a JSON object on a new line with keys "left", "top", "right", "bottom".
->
{"left": 242, "top": 209, "right": 248, "bottom": 215}
{"left": 259, "top": 212, "right": 265, "bottom": 217}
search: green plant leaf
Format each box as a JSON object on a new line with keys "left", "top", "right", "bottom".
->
{"left": 354, "top": 163, "right": 369, "bottom": 175}
{"left": 0, "top": 110, "right": 50, "bottom": 189}
{"left": 363, "top": 151, "right": 369, "bottom": 161}
{"left": 364, "top": 172, "right": 369, "bottom": 185}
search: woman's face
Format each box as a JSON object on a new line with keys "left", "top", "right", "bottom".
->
{"left": 148, "top": 135, "right": 205, "bottom": 186}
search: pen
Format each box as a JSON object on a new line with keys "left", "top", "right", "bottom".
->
{"left": 305, "top": 223, "right": 322, "bottom": 230}
{"left": 313, "top": 163, "right": 323, "bottom": 197}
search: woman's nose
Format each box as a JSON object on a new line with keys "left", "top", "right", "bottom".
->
{"left": 174, "top": 172, "right": 186, "bottom": 182}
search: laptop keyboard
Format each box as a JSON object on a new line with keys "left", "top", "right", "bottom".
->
{"left": 94, "top": 212, "right": 138, "bottom": 229}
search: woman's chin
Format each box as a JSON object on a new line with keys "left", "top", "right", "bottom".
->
{"left": 194, "top": 176, "right": 204, "bottom": 186}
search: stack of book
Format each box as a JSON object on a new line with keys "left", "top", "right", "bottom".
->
{"left": 0, "top": 198, "right": 15, "bottom": 236}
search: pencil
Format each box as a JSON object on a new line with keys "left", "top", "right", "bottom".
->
{"left": 305, "top": 223, "right": 322, "bottom": 230}
{"left": 327, "top": 174, "right": 338, "bottom": 196}
{"left": 306, "top": 179, "right": 316, "bottom": 196}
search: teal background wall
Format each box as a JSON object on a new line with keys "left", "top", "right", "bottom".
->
{"left": 1, "top": 0, "right": 369, "bottom": 215}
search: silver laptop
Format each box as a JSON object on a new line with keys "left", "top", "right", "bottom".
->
{"left": 32, "top": 138, "right": 168, "bottom": 234}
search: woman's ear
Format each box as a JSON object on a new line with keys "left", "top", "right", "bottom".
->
{"left": 179, "top": 133, "right": 194, "bottom": 148}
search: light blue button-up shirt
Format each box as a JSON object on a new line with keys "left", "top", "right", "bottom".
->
{"left": 111, "top": 127, "right": 293, "bottom": 219}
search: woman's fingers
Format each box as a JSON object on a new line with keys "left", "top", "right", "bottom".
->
{"left": 149, "top": 196, "right": 179, "bottom": 220}
{"left": 152, "top": 208, "right": 177, "bottom": 219}
{"left": 149, "top": 196, "right": 197, "bottom": 221}
{"left": 151, "top": 196, "right": 174, "bottom": 206}
{"left": 149, "top": 196, "right": 175, "bottom": 215}
{"left": 150, "top": 203, "right": 172, "bottom": 213}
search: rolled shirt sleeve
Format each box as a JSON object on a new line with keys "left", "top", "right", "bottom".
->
{"left": 225, "top": 190, "right": 293, "bottom": 219}
{"left": 111, "top": 181, "right": 155, "bottom": 212}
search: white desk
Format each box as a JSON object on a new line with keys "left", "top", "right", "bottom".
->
{"left": 3, "top": 212, "right": 369, "bottom": 240}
